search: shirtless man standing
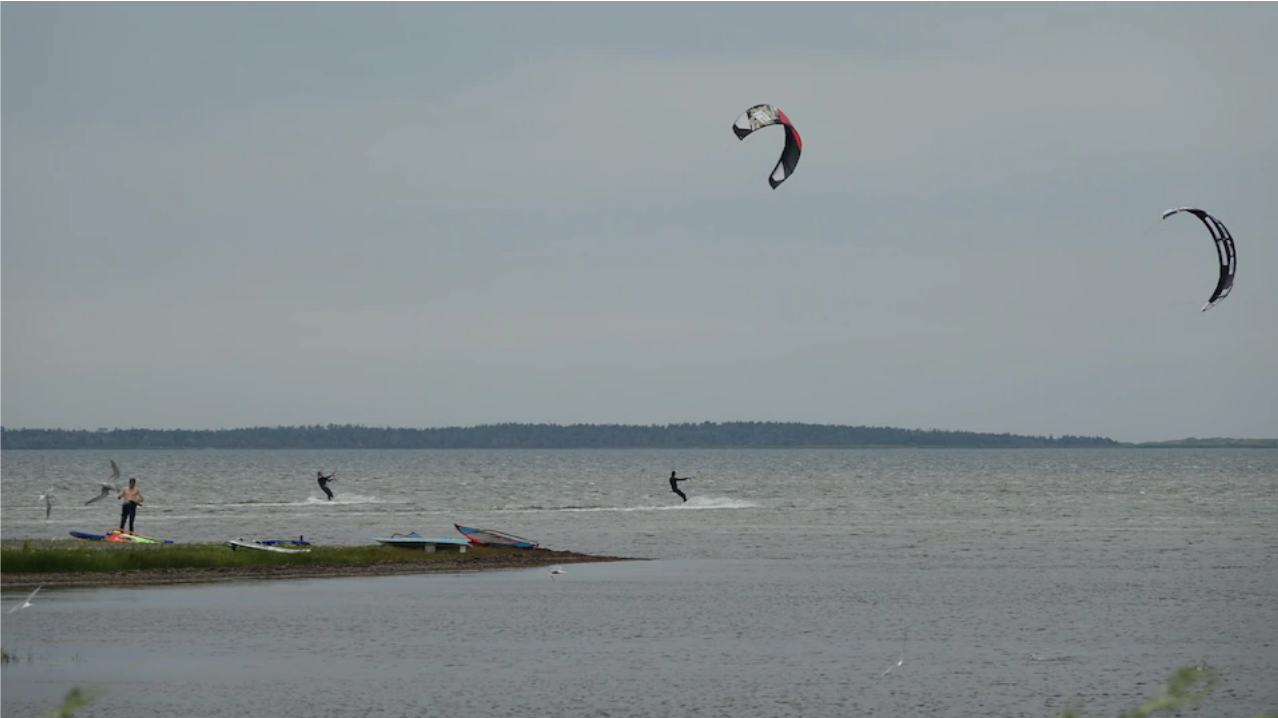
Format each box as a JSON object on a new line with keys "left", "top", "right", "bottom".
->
{"left": 118, "top": 478, "right": 144, "bottom": 532}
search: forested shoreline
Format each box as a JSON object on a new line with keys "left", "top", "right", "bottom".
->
{"left": 1, "top": 422, "right": 1127, "bottom": 450}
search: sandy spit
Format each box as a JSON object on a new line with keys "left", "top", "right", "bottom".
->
{"left": 0, "top": 538, "right": 642, "bottom": 589}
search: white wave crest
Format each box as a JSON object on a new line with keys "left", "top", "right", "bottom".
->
{"left": 302, "top": 493, "right": 383, "bottom": 505}
{"left": 562, "top": 496, "right": 758, "bottom": 512}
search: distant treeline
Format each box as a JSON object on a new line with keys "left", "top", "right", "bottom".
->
{"left": 1129, "top": 437, "right": 1278, "bottom": 449}
{"left": 0, "top": 422, "right": 1124, "bottom": 450}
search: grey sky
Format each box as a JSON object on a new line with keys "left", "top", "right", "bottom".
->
{"left": 3, "top": 4, "right": 1276, "bottom": 442}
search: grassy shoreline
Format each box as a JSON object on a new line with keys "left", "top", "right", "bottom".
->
{"left": 0, "top": 538, "right": 639, "bottom": 589}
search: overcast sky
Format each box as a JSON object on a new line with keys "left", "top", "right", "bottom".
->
{"left": 3, "top": 4, "right": 1276, "bottom": 442}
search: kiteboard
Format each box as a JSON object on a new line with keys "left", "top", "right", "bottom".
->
{"left": 70, "top": 530, "right": 107, "bottom": 541}
{"left": 454, "top": 524, "right": 539, "bottom": 548}
{"left": 228, "top": 539, "right": 311, "bottom": 554}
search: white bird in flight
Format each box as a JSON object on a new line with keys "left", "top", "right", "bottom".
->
{"left": 549, "top": 566, "right": 566, "bottom": 581}
{"left": 881, "top": 629, "right": 907, "bottom": 676}
{"left": 881, "top": 654, "right": 903, "bottom": 676}
{"left": 86, "top": 484, "right": 117, "bottom": 505}
{"left": 87, "top": 460, "right": 121, "bottom": 505}
{"left": 8, "top": 585, "right": 42, "bottom": 614}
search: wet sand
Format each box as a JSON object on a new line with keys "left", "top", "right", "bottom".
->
{"left": 0, "top": 538, "right": 639, "bottom": 589}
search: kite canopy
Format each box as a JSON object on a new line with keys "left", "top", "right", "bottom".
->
{"left": 733, "top": 104, "right": 802, "bottom": 189}
{"left": 1161, "top": 207, "right": 1237, "bottom": 312}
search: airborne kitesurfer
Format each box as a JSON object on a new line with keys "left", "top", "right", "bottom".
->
{"left": 669, "top": 471, "right": 690, "bottom": 502}
{"left": 317, "top": 471, "right": 336, "bottom": 500}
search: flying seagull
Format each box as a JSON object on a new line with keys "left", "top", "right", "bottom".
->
{"left": 86, "top": 483, "right": 117, "bottom": 505}
{"left": 549, "top": 566, "right": 566, "bottom": 581}
{"left": 881, "top": 654, "right": 903, "bottom": 676}
{"left": 881, "top": 629, "right": 908, "bottom": 676}
{"left": 88, "top": 459, "right": 122, "bottom": 505}
{"left": 8, "top": 585, "right": 42, "bottom": 614}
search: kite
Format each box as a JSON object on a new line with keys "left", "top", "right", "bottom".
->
{"left": 1161, "top": 207, "right": 1237, "bottom": 311}
{"left": 732, "top": 104, "right": 802, "bottom": 189}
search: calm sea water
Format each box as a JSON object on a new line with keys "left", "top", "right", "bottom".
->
{"left": 2, "top": 449, "right": 1276, "bottom": 717}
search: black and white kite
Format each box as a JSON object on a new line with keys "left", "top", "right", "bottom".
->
{"left": 1161, "top": 207, "right": 1237, "bottom": 312}
{"left": 732, "top": 104, "right": 802, "bottom": 189}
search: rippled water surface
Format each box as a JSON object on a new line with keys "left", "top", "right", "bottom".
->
{"left": 3, "top": 449, "right": 1276, "bottom": 717}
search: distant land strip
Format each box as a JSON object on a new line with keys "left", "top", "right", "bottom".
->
{"left": 0, "top": 421, "right": 1256, "bottom": 450}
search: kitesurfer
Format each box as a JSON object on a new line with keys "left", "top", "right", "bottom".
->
{"left": 317, "top": 471, "right": 336, "bottom": 500}
{"left": 118, "top": 478, "right": 144, "bottom": 532}
{"left": 669, "top": 471, "right": 690, "bottom": 502}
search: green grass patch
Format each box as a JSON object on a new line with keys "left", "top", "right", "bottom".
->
{"left": 1049, "top": 664, "right": 1276, "bottom": 718}
{"left": 47, "top": 686, "right": 106, "bottom": 718}
{"left": 0, "top": 543, "right": 522, "bottom": 574}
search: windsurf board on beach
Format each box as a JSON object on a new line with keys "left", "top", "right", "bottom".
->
{"left": 454, "top": 524, "right": 538, "bottom": 548}
{"left": 105, "top": 529, "right": 174, "bottom": 544}
{"left": 228, "top": 539, "right": 311, "bottom": 554}
{"left": 72, "top": 529, "right": 173, "bottom": 544}
{"left": 374, "top": 532, "right": 470, "bottom": 552}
